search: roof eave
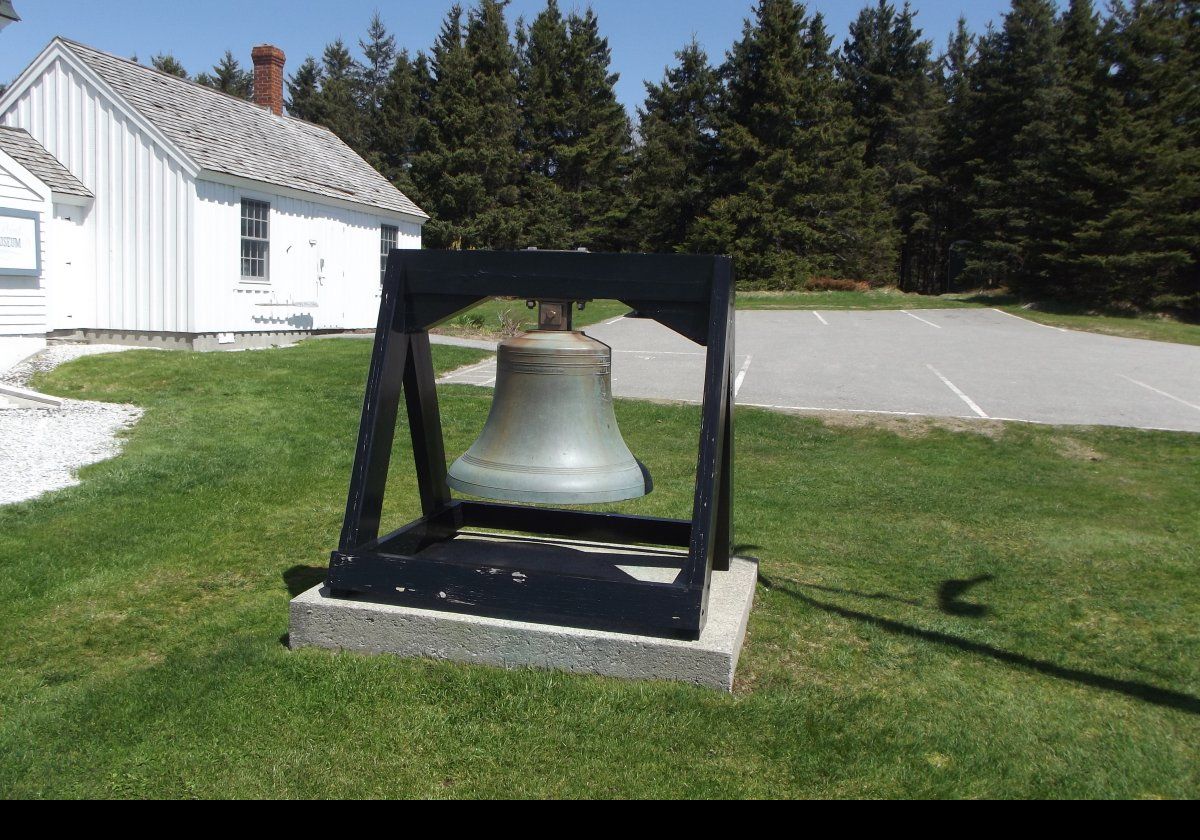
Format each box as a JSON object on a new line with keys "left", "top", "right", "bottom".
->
{"left": 51, "top": 190, "right": 93, "bottom": 206}
{"left": 199, "top": 169, "right": 429, "bottom": 225}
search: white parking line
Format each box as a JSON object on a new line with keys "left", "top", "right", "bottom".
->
{"left": 902, "top": 310, "right": 942, "bottom": 329}
{"left": 1119, "top": 375, "right": 1200, "bottom": 413}
{"left": 734, "top": 355, "right": 753, "bottom": 396}
{"left": 740, "top": 401, "right": 973, "bottom": 419}
{"left": 926, "top": 364, "right": 989, "bottom": 418}
{"left": 602, "top": 315, "right": 626, "bottom": 325}
{"left": 990, "top": 307, "right": 1069, "bottom": 333}
{"left": 813, "top": 311, "right": 829, "bottom": 326}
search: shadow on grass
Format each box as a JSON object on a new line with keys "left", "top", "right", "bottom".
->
{"left": 761, "top": 573, "right": 1200, "bottom": 716}
{"left": 283, "top": 565, "right": 327, "bottom": 598}
{"left": 938, "top": 574, "right": 993, "bottom": 618}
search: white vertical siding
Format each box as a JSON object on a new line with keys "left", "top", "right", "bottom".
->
{"left": 1, "top": 56, "right": 194, "bottom": 333}
{"left": 193, "top": 179, "right": 421, "bottom": 334}
{"left": 0, "top": 153, "right": 50, "bottom": 335}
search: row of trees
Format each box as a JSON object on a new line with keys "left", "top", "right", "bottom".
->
{"left": 147, "top": 51, "right": 253, "bottom": 98}
{"left": 159, "top": 0, "right": 1199, "bottom": 310}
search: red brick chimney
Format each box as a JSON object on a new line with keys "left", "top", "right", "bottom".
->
{"left": 250, "top": 45, "right": 286, "bottom": 116}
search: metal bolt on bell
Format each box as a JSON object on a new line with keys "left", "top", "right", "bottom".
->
{"left": 447, "top": 299, "right": 652, "bottom": 505}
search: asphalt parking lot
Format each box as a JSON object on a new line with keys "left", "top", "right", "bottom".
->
{"left": 438, "top": 308, "right": 1200, "bottom": 433}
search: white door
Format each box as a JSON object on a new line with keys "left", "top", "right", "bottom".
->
{"left": 48, "top": 205, "right": 89, "bottom": 330}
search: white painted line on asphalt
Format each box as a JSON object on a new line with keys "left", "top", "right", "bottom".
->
{"left": 740, "top": 401, "right": 974, "bottom": 419}
{"left": 1119, "top": 375, "right": 1200, "bottom": 413}
{"left": 902, "top": 310, "right": 942, "bottom": 329}
{"left": 734, "top": 355, "right": 754, "bottom": 397}
{"left": 990, "top": 307, "right": 1069, "bottom": 333}
{"left": 926, "top": 364, "right": 989, "bottom": 418}
{"left": 602, "top": 315, "right": 626, "bottom": 325}
{"left": 813, "top": 311, "right": 829, "bottom": 325}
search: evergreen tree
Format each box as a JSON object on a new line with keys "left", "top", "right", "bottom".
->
{"left": 195, "top": 50, "right": 253, "bottom": 99}
{"left": 318, "top": 39, "right": 365, "bottom": 152}
{"left": 516, "top": 1, "right": 574, "bottom": 247}
{"left": 691, "top": 0, "right": 895, "bottom": 287}
{"left": 1074, "top": 0, "right": 1199, "bottom": 311}
{"left": 631, "top": 40, "right": 721, "bottom": 252}
{"left": 376, "top": 50, "right": 429, "bottom": 200}
{"left": 841, "top": 1, "right": 943, "bottom": 290}
{"left": 518, "top": 1, "right": 633, "bottom": 249}
{"left": 357, "top": 12, "right": 399, "bottom": 172}
{"left": 1028, "top": 0, "right": 1113, "bottom": 300}
{"left": 286, "top": 56, "right": 325, "bottom": 122}
{"left": 359, "top": 11, "right": 397, "bottom": 110}
{"left": 411, "top": 1, "right": 525, "bottom": 249}
{"left": 151, "top": 53, "right": 188, "bottom": 78}
{"left": 959, "top": 0, "right": 1063, "bottom": 290}
{"left": 935, "top": 16, "right": 978, "bottom": 282}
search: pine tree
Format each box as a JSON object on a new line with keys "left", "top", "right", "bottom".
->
{"left": 318, "top": 39, "right": 365, "bottom": 153}
{"left": 840, "top": 1, "right": 943, "bottom": 290}
{"left": 1027, "top": 0, "right": 1113, "bottom": 300}
{"left": 631, "top": 40, "right": 721, "bottom": 252}
{"left": 563, "top": 8, "right": 635, "bottom": 249}
{"left": 691, "top": 0, "right": 895, "bottom": 287}
{"left": 517, "top": 1, "right": 633, "bottom": 249}
{"left": 935, "top": 16, "right": 978, "bottom": 284}
{"left": 959, "top": 0, "right": 1063, "bottom": 290}
{"left": 516, "top": 1, "right": 574, "bottom": 248}
{"left": 195, "top": 50, "right": 253, "bottom": 99}
{"left": 359, "top": 11, "right": 397, "bottom": 110}
{"left": 1074, "top": 0, "right": 1199, "bottom": 311}
{"left": 286, "top": 56, "right": 325, "bottom": 122}
{"left": 411, "top": 2, "right": 525, "bottom": 249}
{"left": 151, "top": 53, "right": 188, "bottom": 78}
{"left": 376, "top": 50, "right": 428, "bottom": 200}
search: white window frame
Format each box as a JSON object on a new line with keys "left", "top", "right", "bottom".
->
{"left": 240, "top": 198, "right": 271, "bottom": 282}
{"left": 380, "top": 224, "right": 399, "bottom": 285}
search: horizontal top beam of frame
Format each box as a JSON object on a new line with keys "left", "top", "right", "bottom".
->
{"left": 397, "top": 250, "right": 722, "bottom": 304}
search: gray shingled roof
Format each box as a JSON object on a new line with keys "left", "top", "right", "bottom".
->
{"left": 0, "top": 125, "right": 93, "bottom": 198}
{"left": 60, "top": 39, "right": 426, "bottom": 219}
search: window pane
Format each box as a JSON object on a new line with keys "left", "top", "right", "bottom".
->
{"left": 381, "top": 225, "right": 398, "bottom": 283}
{"left": 241, "top": 199, "right": 270, "bottom": 278}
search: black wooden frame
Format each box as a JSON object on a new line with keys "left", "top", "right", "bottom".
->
{"left": 326, "top": 250, "right": 735, "bottom": 640}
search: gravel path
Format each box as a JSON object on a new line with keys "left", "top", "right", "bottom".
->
{"left": 1, "top": 345, "right": 145, "bottom": 506}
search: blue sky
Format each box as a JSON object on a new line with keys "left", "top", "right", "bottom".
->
{"left": 1, "top": 1, "right": 1012, "bottom": 113}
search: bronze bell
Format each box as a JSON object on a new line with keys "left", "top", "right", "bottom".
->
{"left": 447, "top": 300, "right": 652, "bottom": 505}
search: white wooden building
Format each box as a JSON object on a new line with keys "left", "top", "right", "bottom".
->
{"left": 0, "top": 38, "right": 426, "bottom": 350}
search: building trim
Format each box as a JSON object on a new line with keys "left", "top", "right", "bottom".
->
{"left": 0, "top": 39, "right": 202, "bottom": 180}
{"left": 199, "top": 170, "right": 428, "bottom": 226}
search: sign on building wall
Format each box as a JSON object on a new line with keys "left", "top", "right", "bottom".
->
{"left": 0, "top": 209, "right": 40, "bottom": 276}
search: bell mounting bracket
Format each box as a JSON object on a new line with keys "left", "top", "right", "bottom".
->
{"left": 326, "top": 250, "right": 735, "bottom": 640}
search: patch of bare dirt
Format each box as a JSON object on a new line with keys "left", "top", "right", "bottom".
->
{"left": 806, "top": 410, "right": 1008, "bottom": 439}
{"left": 1053, "top": 436, "right": 1105, "bottom": 462}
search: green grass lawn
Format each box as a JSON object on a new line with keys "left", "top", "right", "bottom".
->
{"left": 433, "top": 290, "right": 1200, "bottom": 348}
{"left": 1, "top": 341, "right": 1198, "bottom": 798}
{"left": 993, "top": 305, "right": 1200, "bottom": 347}
{"left": 737, "top": 289, "right": 1200, "bottom": 346}
{"left": 434, "top": 297, "right": 629, "bottom": 339}
{"left": 738, "top": 288, "right": 979, "bottom": 311}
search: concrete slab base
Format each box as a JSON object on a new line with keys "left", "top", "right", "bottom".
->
{"left": 289, "top": 554, "right": 757, "bottom": 692}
